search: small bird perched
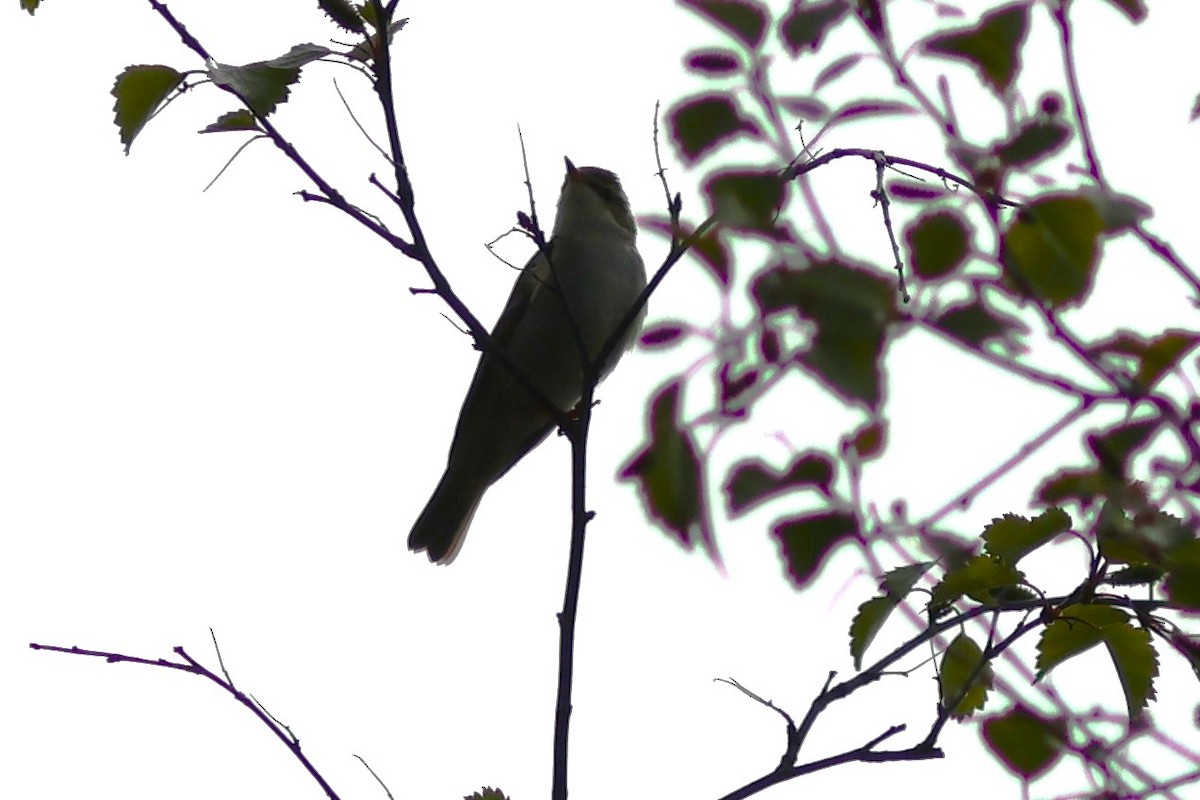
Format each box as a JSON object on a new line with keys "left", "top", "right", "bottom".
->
{"left": 408, "top": 158, "right": 647, "bottom": 564}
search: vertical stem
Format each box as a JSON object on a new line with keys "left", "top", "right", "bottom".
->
{"left": 551, "top": 387, "right": 595, "bottom": 800}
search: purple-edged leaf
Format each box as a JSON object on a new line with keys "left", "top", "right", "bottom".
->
{"left": 904, "top": 209, "right": 971, "bottom": 280}
{"left": 982, "top": 707, "right": 1067, "bottom": 779}
{"left": 669, "top": 94, "right": 761, "bottom": 163}
{"left": 923, "top": 4, "right": 1029, "bottom": 95}
{"left": 996, "top": 119, "right": 1071, "bottom": 167}
{"left": 679, "top": 0, "right": 769, "bottom": 49}
{"left": 779, "top": 95, "right": 829, "bottom": 121}
{"left": 752, "top": 260, "right": 897, "bottom": 409}
{"left": 639, "top": 215, "right": 731, "bottom": 286}
{"left": 779, "top": 0, "right": 848, "bottom": 56}
{"left": 318, "top": 0, "right": 365, "bottom": 32}
{"left": 934, "top": 299, "right": 1029, "bottom": 352}
{"left": 774, "top": 511, "right": 857, "bottom": 588}
{"left": 684, "top": 48, "right": 743, "bottom": 75}
{"left": 830, "top": 99, "right": 920, "bottom": 123}
{"left": 639, "top": 324, "right": 688, "bottom": 349}
{"left": 704, "top": 170, "right": 788, "bottom": 236}
{"left": 813, "top": 53, "right": 863, "bottom": 91}
{"left": 888, "top": 180, "right": 949, "bottom": 202}
{"left": 724, "top": 451, "right": 835, "bottom": 514}
{"left": 1101, "top": 0, "right": 1147, "bottom": 22}
{"left": 620, "top": 382, "right": 715, "bottom": 559}
{"left": 1001, "top": 194, "right": 1105, "bottom": 308}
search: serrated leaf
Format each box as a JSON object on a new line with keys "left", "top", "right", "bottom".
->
{"left": 982, "top": 508, "right": 1071, "bottom": 566}
{"left": 881, "top": 562, "right": 934, "bottom": 598}
{"left": 1104, "top": 564, "right": 1165, "bottom": 587}
{"left": 639, "top": 216, "right": 730, "bottom": 285}
{"left": 209, "top": 61, "right": 301, "bottom": 117}
{"left": 669, "top": 95, "right": 761, "bottom": 164}
{"left": 684, "top": 49, "right": 742, "bottom": 75}
{"left": 934, "top": 299, "right": 1029, "bottom": 352}
{"left": 774, "top": 511, "right": 857, "bottom": 588}
{"left": 752, "top": 261, "right": 896, "bottom": 409}
{"left": 1102, "top": 620, "right": 1159, "bottom": 718}
{"left": 1035, "top": 467, "right": 1112, "bottom": 508}
{"left": 982, "top": 706, "right": 1067, "bottom": 779}
{"left": 779, "top": 0, "right": 848, "bottom": 56}
{"left": 318, "top": 0, "right": 365, "bottom": 33}
{"left": 813, "top": 53, "right": 863, "bottom": 91}
{"left": 940, "top": 634, "right": 993, "bottom": 719}
{"left": 620, "top": 382, "right": 713, "bottom": 558}
{"left": 849, "top": 596, "right": 893, "bottom": 670}
{"left": 724, "top": 452, "right": 834, "bottom": 514}
{"left": 905, "top": 210, "right": 971, "bottom": 280}
{"left": 996, "top": 119, "right": 1071, "bottom": 167}
{"left": 679, "top": 0, "right": 769, "bottom": 49}
{"left": 111, "top": 65, "right": 186, "bottom": 154}
{"left": 923, "top": 4, "right": 1029, "bottom": 95}
{"left": 199, "top": 109, "right": 262, "bottom": 134}
{"left": 1036, "top": 603, "right": 1128, "bottom": 677}
{"left": 268, "top": 43, "right": 335, "bottom": 69}
{"left": 931, "top": 555, "right": 1024, "bottom": 608}
{"left": 1001, "top": 194, "right": 1106, "bottom": 308}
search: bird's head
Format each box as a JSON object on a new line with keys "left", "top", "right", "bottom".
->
{"left": 553, "top": 156, "right": 636, "bottom": 239}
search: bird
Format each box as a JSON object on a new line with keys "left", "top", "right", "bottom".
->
{"left": 408, "top": 158, "right": 647, "bottom": 564}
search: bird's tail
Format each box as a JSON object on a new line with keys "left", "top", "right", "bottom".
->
{"left": 408, "top": 469, "right": 485, "bottom": 565}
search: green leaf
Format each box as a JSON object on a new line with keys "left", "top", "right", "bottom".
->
{"left": 619, "top": 382, "right": 712, "bottom": 557}
{"left": 1135, "top": 330, "right": 1199, "bottom": 391}
{"left": 845, "top": 418, "right": 886, "bottom": 460}
{"left": 268, "top": 43, "right": 335, "bottom": 69}
{"left": 724, "top": 452, "right": 834, "bottom": 514}
{"left": 20, "top": 0, "right": 43, "bottom": 14}
{"left": 1101, "top": 0, "right": 1147, "bottom": 22}
{"left": 996, "top": 119, "right": 1071, "bottom": 167}
{"left": 679, "top": 0, "right": 769, "bottom": 49}
{"left": 1102, "top": 620, "right": 1159, "bottom": 718}
{"left": 1036, "top": 603, "right": 1127, "bottom": 677}
{"left": 773, "top": 511, "right": 857, "bottom": 588}
{"left": 1104, "top": 564, "right": 1165, "bottom": 587}
{"left": 934, "top": 298, "right": 1029, "bottom": 352}
{"left": 1165, "top": 541, "right": 1200, "bottom": 610}
{"left": 199, "top": 109, "right": 262, "bottom": 134}
{"left": 982, "top": 508, "right": 1071, "bottom": 566}
{"left": 849, "top": 562, "right": 933, "bottom": 669}
{"left": 704, "top": 170, "right": 787, "bottom": 235}
{"left": 1077, "top": 188, "right": 1153, "bottom": 233}
{"left": 779, "top": 0, "right": 848, "bottom": 56}
{"left": 209, "top": 61, "right": 301, "bottom": 117}
{"left": 684, "top": 49, "right": 743, "bottom": 76}
{"left": 640, "top": 216, "right": 730, "bottom": 285}
{"left": 318, "top": 0, "right": 365, "bottom": 32}
{"left": 111, "top": 65, "right": 186, "bottom": 154}
{"left": 1001, "top": 194, "right": 1106, "bottom": 308}
{"left": 1087, "top": 417, "right": 1160, "bottom": 479}
{"left": 905, "top": 210, "right": 971, "bottom": 280}
{"left": 981, "top": 706, "right": 1067, "bottom": 779}
{"left": 923, "top": 4, "right": 1029, "bottom": 95}
{"left": 669, "top": 95, "right": 761, "bottom": 164}
{"left": 940, "top": 633, "right": 994, "bottom": 719}
{"left": 752, "top": 261, "right": 896, "bottom": 409}
{"left": 931, "top": 555, "right": 1024, "bottom": 608}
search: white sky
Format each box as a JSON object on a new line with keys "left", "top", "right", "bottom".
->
{"left": 3, "top": 1, "right": 1198, "bottom": 799}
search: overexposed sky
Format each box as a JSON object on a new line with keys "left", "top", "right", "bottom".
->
{"left": 3, "top": 2, "right": 1198, "bottom": 799}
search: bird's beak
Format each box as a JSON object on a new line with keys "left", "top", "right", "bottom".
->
{"left": 564, "top": 156, "right": 577, "bottom": 176}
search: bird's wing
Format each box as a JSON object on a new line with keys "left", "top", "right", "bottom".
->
{"left": 489, "top": 240, "right": 555, "bottom": 353}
